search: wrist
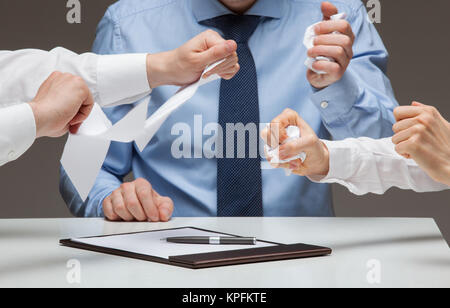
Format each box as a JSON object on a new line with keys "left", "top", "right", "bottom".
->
{"left": 318, "top": 141, "right": 330, "bottom": 176}
{"left": 146, "top": 51, "right": 176, "bottom": 88}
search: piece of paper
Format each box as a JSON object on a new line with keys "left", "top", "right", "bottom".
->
{"left": 61, "top": 98, "right": 150, "bottom": 201}
{"left": 61, "top": 61, "right": 223, "bottom": 201}
{"left": 265, "top": 126, "right": 307, "bottom": 176}
{"left": 135, "top": 61, "right": 223, "bottom": 151}
{"left": 71, "top": 227, "right": 275, "bottom": 259}
{"left": 303, "top": 12, "right": 347, "bottom": 74}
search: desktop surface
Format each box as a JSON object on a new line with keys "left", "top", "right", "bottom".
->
{"left": 0, "top": 217, "right": 449, "bottom": 287}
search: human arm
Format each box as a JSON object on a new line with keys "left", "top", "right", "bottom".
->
{"left": 262, "top": 109, "right": 449, "bottom": 195}
{"left": 308, "top": 1, "right": 398, "bottom": 140}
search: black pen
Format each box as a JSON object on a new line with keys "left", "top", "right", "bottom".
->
{"left": 165, "top": 236, "right": 257, "bottom": 245}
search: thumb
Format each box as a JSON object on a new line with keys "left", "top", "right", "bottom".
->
{"left": 200, "top": 40, "right": 237, "bottom": 65}
{"left": 321, "top": 1, "right": 338, "bottom": 20}
{"left": 156, "top": 196, "right": 174, "bottom": 222}
{"left": 412, "top": 101, "right": 425, "bottom": 107}
{"left": 296, "top": 116, "right": 316, "bottom": 137}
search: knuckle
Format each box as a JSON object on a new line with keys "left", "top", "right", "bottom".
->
{"left": 205, "top": 29, "right": 217, "bottom": 37}
{"left": 343, "top": 36, "right": 352, "bottom": 47}
{"left": 419, "top": 114, "right": 432, "bottom": 126}
{"left": 337, "top": 47, "right": 345, "bottom": 58}
{"left": 114, "top": 202, "right": 125, "bottom": 213}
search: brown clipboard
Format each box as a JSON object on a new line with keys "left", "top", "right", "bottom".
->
{"left": 60, "top": 226, "right": 332, "bottom": 269}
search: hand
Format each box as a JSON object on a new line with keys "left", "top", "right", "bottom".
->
{"left": 146, "top": 30, "right": 239, "bottom": 88}
{"left": 307, "top": 1, "right": 355, "bottom": 90}
{"left": 261, "top": 108, "right": 330, "bottom": 177}
{"left": 28, "top": 71, "right": 94, "bottom": 138}
{"left": 392, "top": 102, "right": 450, "bottom": 186}
{"left": 102, "top": 178, "right": 174, "bottom": 222}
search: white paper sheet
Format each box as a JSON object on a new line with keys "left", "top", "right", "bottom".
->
{"left": 265, "top": 126, "right": 307, "bottom": 176}
{"left": 134, "top": 62, "right": 222, "bottom": 151}
{"left": 72, "top": 227, "right": 275, "bottom": 259}
{"left": 61, "top": 98, "right": 150, "bottom": 201}
{"left": 61, "top": 61, "right": 224, "bottom": 201}
{"left": 303, "top": 12, "right": 347, "bottom": 74}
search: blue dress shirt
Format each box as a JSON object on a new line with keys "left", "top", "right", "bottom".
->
{"left": 60, "top": 0, "right": 398, "bottom": 217}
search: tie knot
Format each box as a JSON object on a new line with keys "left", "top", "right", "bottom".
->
{"left": 200, "top": 14, "right": 261, "bottom": 43}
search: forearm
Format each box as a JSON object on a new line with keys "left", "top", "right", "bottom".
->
{"left": 0, "top": 48, "right": 151, "bottom": 108}
{"left": 310, "top": 3, "right": 398, "bottom": 140}
{"left": 309, "top": 138, "right": 449, "bottom": 195}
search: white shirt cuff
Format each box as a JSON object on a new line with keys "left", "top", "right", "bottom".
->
{"left": 97, "top": 53, "right": 151, "bottom": 107}
{"left": 0, "top": 103, "right": 36, "bottom": 165}
{"left": 308, "top": 139, "right": 354, "bottom": 183}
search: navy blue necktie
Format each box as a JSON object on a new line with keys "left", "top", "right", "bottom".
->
{"left": 201, "top": 15, "right": 263, "bottom": 217}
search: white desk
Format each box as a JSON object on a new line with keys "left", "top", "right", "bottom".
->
{"left": 0, "top": 217, "right": 448, "bottom": 287}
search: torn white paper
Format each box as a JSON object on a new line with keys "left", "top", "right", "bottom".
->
{"left": 135, "top": 61, "right": 223, "bottom": 151}
{"left": 265, "top": 126, "right": 307, "bottom": 176}
{"left": 61, "top": 61, "right": 223, "bottom": 201}
{"left": 304, "top": 12, "right": 347, "bottom": 74}
{"left": 61, "top": 98, "right": 150, "bottom": 201}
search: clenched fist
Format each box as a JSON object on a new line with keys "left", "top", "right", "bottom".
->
{"left": 146, "top": 30, "right": 239, "bottom": 88}
{"left": 28, "top": 71, "right": 94, "bottom": 138}
{"left": 392, "top": 102, "right": 450, "bottom": 186}
{"left": 307, "top": 2, "right": 355, "bottom": 89}
{"left": 102, "top": 178, "right": 174, "bottom": 222}
{"left": 261, "top": 108, "right": 330, "bottom": 177}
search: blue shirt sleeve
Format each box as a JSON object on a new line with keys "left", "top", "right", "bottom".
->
{"left": 310, "top": 2, "right": 398, "bottom": 140}
{"left": 59, "top": 8, "right": 134, "bottom": 217}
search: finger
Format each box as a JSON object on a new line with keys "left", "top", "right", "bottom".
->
{"left": 121, "top": 183, "right": 147, "bottom": 222}
{"left": 111, "top": 190, "right": 134, "bottom": 221}
{"left": 321, "top": 1, "right": 339, "bottom": 20}
{"left": 202, "top": 29, "right": 227, "bottom": 48}
{"left": 204, "top": 55, "right": 239, "bottom": 79}
{"left": 70, "top": 90, "right": 95, "bottom": 126}
{"left": 134, "top": 179, "right": 159, "bottom": 222}
{"left": 412, "top": 101, "right": 425, "bottom": 107}
{"left": 261, "top": 126, "right": 270, "bottom": 146}
{"left": 314, "top": 34, "right": 353, "bottom": 59}
{"left": 315, "top": 20, "right": 354, "bottom": 39}
{"left": 392, "top": 117, "right": 419, "bottom": 134}
{"left": 391, "top": 126, "right": 418, "bottom": 145}
{"left": 308, "top": 45, "right": 348, "bottom": 67}
{"left": 154, "top": 193, "right": 174, "bottom": 222}
{"left": 393, "top": 106, "right": 423, "bottom": 121}
{"left": 103, "top": 196, "right": 120, "bottom": 221}
{"left": 200, "top": 40, "right": 237, "bottom": 66}
{"left": 69, "top": 123, "right": 82, "bottom": 134}
{"left": 311, "top": 60, "right": 341, "bottom": 76}
{"left": 278, "top": 139, "right": 309, "bottom": 161}
{"left": 395, "top": 139, "right": 415, "bottom": 157}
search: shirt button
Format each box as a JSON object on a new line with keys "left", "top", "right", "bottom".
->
{"left": 8, "top": 151, "right": 16, "bottom": 161}
{"left": 320, "top": 101, "right": 329, "bottom": 109}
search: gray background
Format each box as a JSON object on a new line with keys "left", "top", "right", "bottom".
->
{"left": 1, "top": 0, "right": 449, "bottom": 243}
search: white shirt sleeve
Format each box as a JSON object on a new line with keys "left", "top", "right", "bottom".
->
{"left": 0, "top": 47, "right": 151, "bottom": 109}
{"left": 0, "top": 47, "right": 152, "bottom": 165}
{"left": 0, "top": 104, "right": 36, "bottom": 167}
{"left": 308, "top": 137, "right": 449, "bottom": 195}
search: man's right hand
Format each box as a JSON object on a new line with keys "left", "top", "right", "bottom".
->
{"left": 102, "top": 178, "right": 174, "bottom": 222}
{"left": 28, "top": 71, "right": 94, "bottom": 138}
{"left": 146, "top": 30, "right": 239, "bottom": 88}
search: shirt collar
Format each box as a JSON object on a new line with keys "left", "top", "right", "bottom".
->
{"left": 191, "top": 0, "right": 282, "bottom": 22}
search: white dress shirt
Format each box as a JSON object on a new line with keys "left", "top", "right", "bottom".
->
{"left": 0, "top": 47, "right": 151, "bottom": 166}
{"left": 309, "top": 137, "right": 449, "bottom": 195}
